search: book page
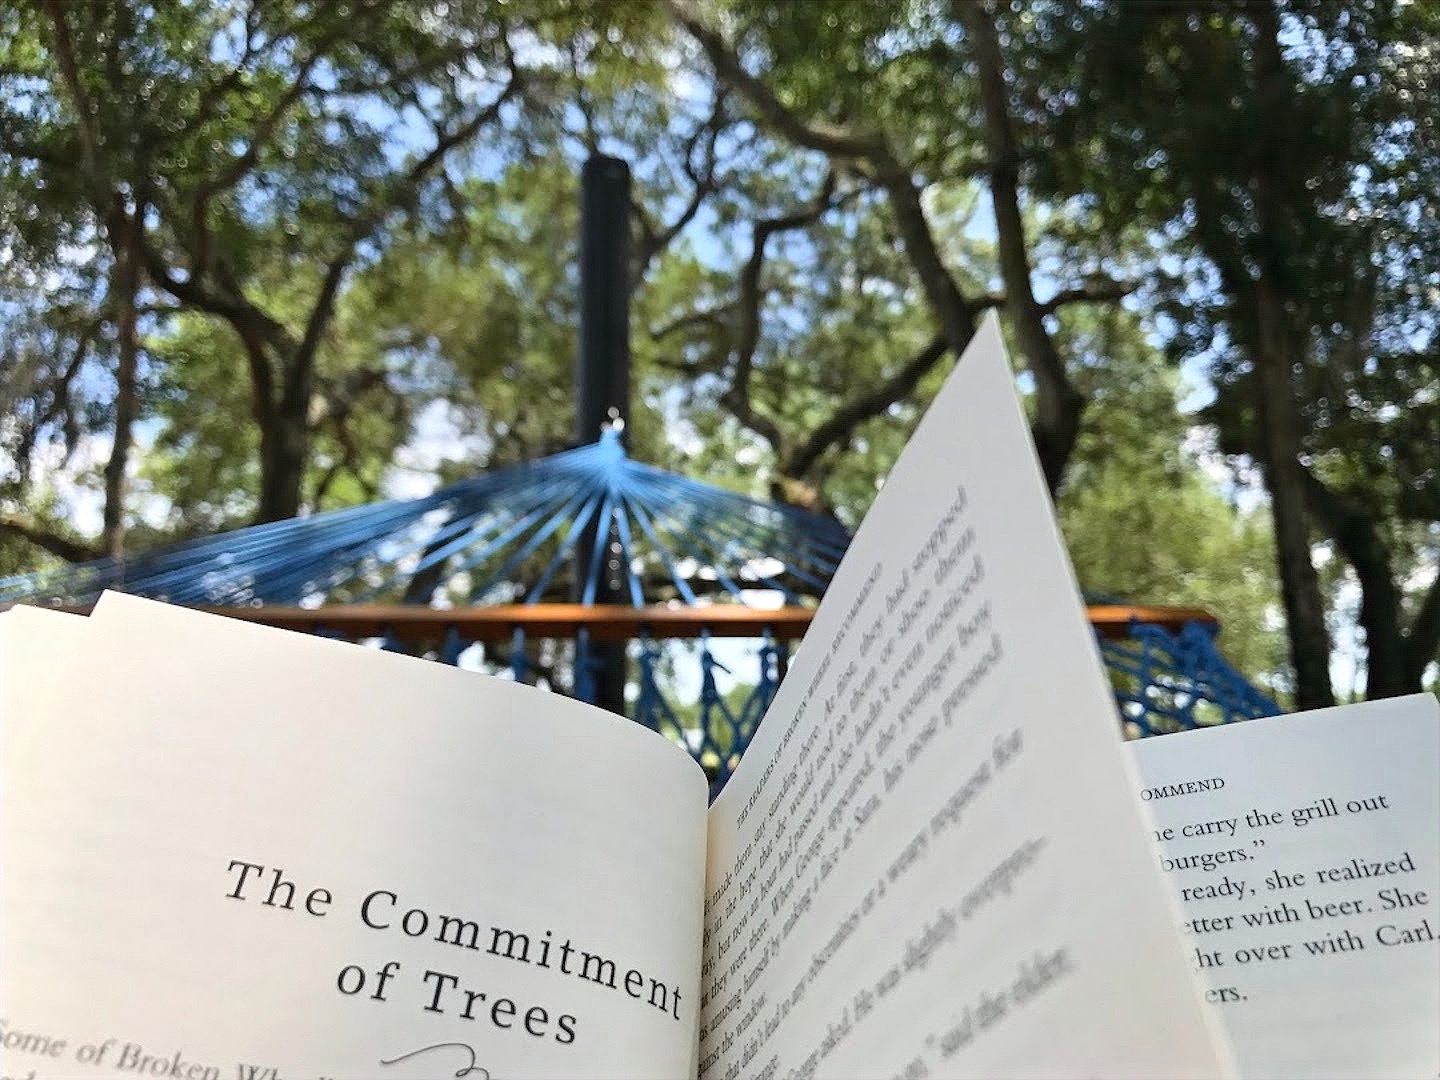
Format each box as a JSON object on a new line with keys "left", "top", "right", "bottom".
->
{"left": 0, "top": 598, "right": 708, "bottom": 1080}
{"left": 698, "top": 315, "right": 1230, "bottom": 1079}
{"left": 1130, "top": 695, "right": 1440, "bottom": 1079}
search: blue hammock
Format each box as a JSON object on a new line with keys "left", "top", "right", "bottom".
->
{"left": 0, "top": 429, "right": 1278, "bottom": 793}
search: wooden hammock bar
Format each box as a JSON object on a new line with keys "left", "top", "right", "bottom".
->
{"left": 46, "top": 601, "right": 1217, "bottom": 645}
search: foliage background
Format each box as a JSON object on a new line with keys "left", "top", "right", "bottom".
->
{"left": 1, "top": 0, "right": 1435, "bottom": 705}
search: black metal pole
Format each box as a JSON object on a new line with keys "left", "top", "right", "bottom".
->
{"left": 575, "top": 154, "right": 631, "bottom": 716}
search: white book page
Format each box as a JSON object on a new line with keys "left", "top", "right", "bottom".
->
{"left": 1130, "top": 695, "right": 1440, "bottom": 1080}
{"left": 0, "top": 599, "right": 707, "bottom": 1080}
{"left": 698, "top": 315, "right": 1230, "bottom": 1079}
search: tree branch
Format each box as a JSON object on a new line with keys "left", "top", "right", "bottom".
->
{"left": 649, "top": 303, "right": 735, "bottom": 342}
{"left": 783, "top": 334, "right": 949, "bottom": 481}
{"left": 668, "top": 0, "right": 978, "bottom": 358}
{"left": 720, "top": 172, "right": 840, "bottom": 453}
{"left": 138, "top": 239, "right": 283, "bottom": 335}
{"left": 400, "top": 72, "right": 522, "bottom": 191}
{"left": 286, "top": 71, "right": 523, "bottom": 404}
{"left": 568, "top": 40, "right": 602, "bottom": 156}
{"left": 0, "top": 128, "right": 70, "bottom": 167}
{"left": 958, "top": 279, "right": 1138, "bottom": 319}
{"left": 955, "top": 0, "right": 1083, "bottom": 491}
{"left": 288, "top": 252, "right": 351, "bottom": 405}
{"left": 666, "top": 0, "right": 883, "bottom": 159}
{"left": 39, "top": 0, "right": 106, "bottom": 200}
{"left": 189, "top": 25, "right": 347, "bottom": 275}
{"left": 1038, "top": 278, "right": 1139, "bottom": 315}
{"left": 188, "top": 0, "right": 265, "bottom": 133}
{"left": 28, "top": 319, "right": 98, "bottom": 441}
{"left": 0, "top": 513, "right": 100, "bottom": 563}
{"left": 633, "top": 91, "right": 729, "bottom": 278}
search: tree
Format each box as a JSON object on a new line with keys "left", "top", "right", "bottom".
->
{"left": 662, "top": 0, "right": 1138, "bottom": 500}
{"left": 0, "top": 3, "right": 114, "bottom": 558}
{"left": 3, "top": 0, "right": 530, "bottom": 525}
{"left": 953, "top": 0, "right": 1091, "bottom": 489}
{"left": 0, "top": 285, "right": 108, "bottom": 561}
{"left": 1040, "top": 0, "right": 1437, "bottom": 703}
{"left": 0, "top": 0, "right": 1415, "bottom": 704}
{"left": 1054, "top": 305, "right": 1286, "bottom": 695}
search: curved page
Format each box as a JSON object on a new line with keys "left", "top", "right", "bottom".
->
{"left": 698, "top": 315, "right": 1230, "bottom": 1079}
{"left": 1, "top": 598, "right": 707, "bottom": 1080}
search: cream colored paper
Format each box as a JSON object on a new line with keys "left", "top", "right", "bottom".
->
{"left": 0, "top": 600, "right": 708, "bottom": 1080}
{"left": 697, "top": 315, "right": 1231, "bottom": 1079}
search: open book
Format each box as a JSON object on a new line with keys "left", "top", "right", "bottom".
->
{"left": 2, "top": 317, "right": 1435, "bottom": 1080}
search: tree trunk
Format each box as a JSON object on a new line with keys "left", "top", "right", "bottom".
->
{"left": 1238, "top": 2, "right": 1335, "bottom": 709}
{"left": 956, "top": 0, "right": 1084, "bottom": 493}
{"left": 256, "top": 409, "right": 310, "bottom": 522}
{"left": 1305, "top": 472, "right": 1430, "bottom": 698}
{"left": 102, "top": 213, "right": 142, "bottom": 557}
{"left": 237, "top": 327, "right": 317, "bottom": 524}
{"left": 1405, "top": 577, "right": 1440, "bottom": 689}
{"left": 1347, "top": 571, "right": 1413, "bottom": 698}
{"left": 1253, "top": 279, "right": 1335, "bottom": 708}
{"left": 768, "top": 473, "right": 831, "bottom": 517}
{"left": 403, "top": 505, "right": 468, "bottom": 604}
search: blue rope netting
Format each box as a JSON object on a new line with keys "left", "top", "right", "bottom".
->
{"left": 0, "top": 429, "right": 1277, "bottom": 790}
{"left": 0, "top": 430, "right": 850, "bottom": 608}
{"left": 1101, "top": 620, "right": 1279, "bottom": 737}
